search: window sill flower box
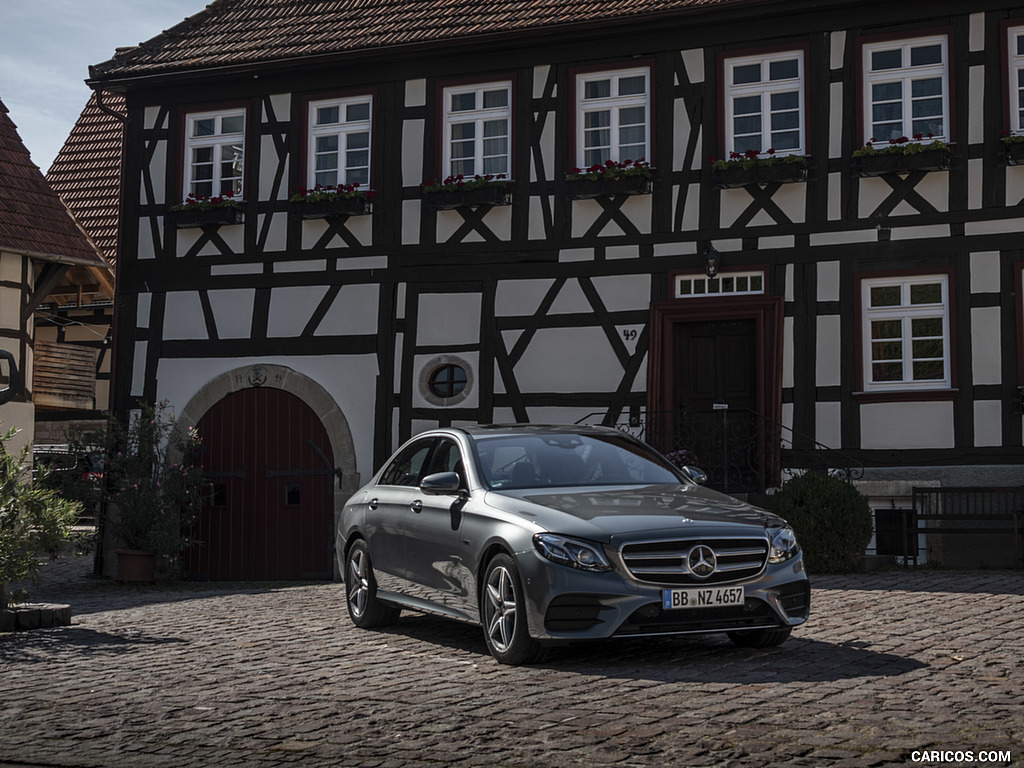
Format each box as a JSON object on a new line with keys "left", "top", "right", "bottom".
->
{"left": 167, "top": 193, "right": 244, "bottom": 229}
{"left": 852, "top": 137, "right": 950, "bottom": 177}
{"left": 288, "top": 185, "right": 372, "bottom": 218}
{"left": 564, "top": 160, "right": 652, "bottom": 200}
{"left": 422, "top": 175, "right": 511, "bottom": 211}
{"left": 166, "top": 205, "right": 244, "bottom": 229}
{"left": 711, "top": 151, "right": 808, "bottom": 189}
{"left": 1001, "top": 135, "right": 1024, "bottom": 166}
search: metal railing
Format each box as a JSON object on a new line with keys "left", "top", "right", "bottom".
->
{"left": 576, "top": 407, "right": 863, "bottom": 495}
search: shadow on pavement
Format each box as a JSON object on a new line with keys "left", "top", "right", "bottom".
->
{"left": 0, "top": 625, "right": 189, "bottom": 662}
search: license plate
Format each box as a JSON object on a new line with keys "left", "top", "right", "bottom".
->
{"left": 662, "top": 586, "right": 744, "bottom": 610}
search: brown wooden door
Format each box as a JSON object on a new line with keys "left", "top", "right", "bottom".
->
{"left": 186, "top": 388, "right": 335, "bottom": 580}
{"left": 674, "top": 319, "right": 760, "bottom": 492}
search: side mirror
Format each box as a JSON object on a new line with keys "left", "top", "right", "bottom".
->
{"left": 681, "top": 465, "right": 708, "bottom": 486}
{"left": 420, "top": 471, "right": 467, "bottom": 497}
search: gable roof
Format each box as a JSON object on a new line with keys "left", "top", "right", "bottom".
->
{"left": 0, "top": 98, "right": 107, "bottom": 267}
{"left": 46, "top": 92, "right": 125, "bottom": 269}
{"left": 89, "top": 0, "right": 778, "bottom": 84}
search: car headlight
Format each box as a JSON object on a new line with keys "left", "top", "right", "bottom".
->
{"left": 768, "top": 526, "right": 800, "bottom": 564}
{"left": 533, "top": 533, "right": 613, "bottom": 573}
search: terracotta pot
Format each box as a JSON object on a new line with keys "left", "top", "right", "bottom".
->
{"left": 115, "top": 550, "right": 156, "bottom": 583}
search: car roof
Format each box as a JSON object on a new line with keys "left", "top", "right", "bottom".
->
{"left": 449, "top": 424, "right": 627, "bottom": 439}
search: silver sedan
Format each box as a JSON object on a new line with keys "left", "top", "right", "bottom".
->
{"left": 337, "top": 425, "right": 809, "bottom": 664}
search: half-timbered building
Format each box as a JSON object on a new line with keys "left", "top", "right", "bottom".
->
{"left": 85, "top": 0, "right": 1024, "bottom": 577}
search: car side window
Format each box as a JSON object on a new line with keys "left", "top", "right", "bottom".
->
{"left": 425, "top": 439, "right": 466, "bottom": 487}
{"left": 378, "top": 439, "right": 435, "bottom": 487}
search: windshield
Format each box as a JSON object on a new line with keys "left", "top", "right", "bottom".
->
{"left": 471, "top": 432, "right": 684, "bottom": 490}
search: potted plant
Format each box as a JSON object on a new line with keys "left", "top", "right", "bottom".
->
{"left": 66, "top": 401, "right": 205, "bottom": 581}
{"left": 1001, "top": 131, "right": 1024, "bottom": 166}
{"left": 564, "top": 159, "right": 652, "bottom": 199}
{"left": 166, "top": 191, "right": 244, "bottom": 229}
{"left": 711, "top": 149, "right": 808, "bottom": 189}
{"left": 288, "top": 183, "right": 373, "bottom": 218}
{"left": 422, "top": 174, "right": 512, "bottom": 210}
{"left": 852, "top": 134, "right": 950, "bottom": 177}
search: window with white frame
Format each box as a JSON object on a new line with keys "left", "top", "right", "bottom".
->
{"left": 861, "top": 275, "right": 951, "bottom": 391}
{"left": 862, "top": 35, "right": 949, "bottom": 143}
{"left": 308, "top": 96, "right": 372, "bottom": 188}
{"left": 443, "top": 81, "right": 512, "bottom": 178}
{"left": 575, "top": 67, "right": 650, "bottom": 167}
{"left": 723, "top": 51, "right": 805, "bottom": 155}
{"left": 1007, "top": 26, "right": 1024, "bottom": 133}
{"left": 676, "top": 271, "right": 765, "bottom": 298}
{"left": 185, "top": 110, "right": 245, "bottom": 199}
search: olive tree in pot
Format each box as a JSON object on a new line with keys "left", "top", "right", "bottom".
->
{"left": 67, "top": 401, "right": 205, "bottom": 581}
{"left": 0, "top": 427, "right": 80, "bottom": 608}
{"left": 770, "top": 471, "right": 873, "bottom": 573}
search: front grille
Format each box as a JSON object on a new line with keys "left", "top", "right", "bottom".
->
{"left": 615, "top": 598, "right": 778, "bottom": 636}
{"left": 619, "top": 537, "right": 769, "bottom": 585}
{"left": 544, "top": 594, "right": 616, "bottom": 632}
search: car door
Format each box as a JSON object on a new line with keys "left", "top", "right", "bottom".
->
{"left": 365, "top": 437, "right": 436, "bottom": 592}
{"left": 402, "top": 437, "right": 476, "bottom": 616}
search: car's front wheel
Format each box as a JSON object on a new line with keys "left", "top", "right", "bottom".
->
{"left": 480, "top": 554, "right": 547, "bottom": 665}
{"left": 727, "top": 626, "right": 792, "bottom": 648}
{"left": 345, "top": 539, "right": 400, "bottom": 628}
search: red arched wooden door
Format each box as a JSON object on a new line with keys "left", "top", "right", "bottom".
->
{"left": 186, "top": 388, "right": 336, "bottom": 580}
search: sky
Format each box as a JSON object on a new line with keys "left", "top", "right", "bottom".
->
{"left": 0, "top": 0, "right": 206, "bottom": 173}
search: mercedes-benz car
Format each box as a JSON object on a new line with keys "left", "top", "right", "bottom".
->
{"left": 337, "top": 425, "right": 809, "bottom": 664}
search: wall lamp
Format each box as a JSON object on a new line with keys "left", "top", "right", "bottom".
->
{"left": 703, "top": 243, "right": 721, "bottom": 278}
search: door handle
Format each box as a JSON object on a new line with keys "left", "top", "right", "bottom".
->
{"left": 411, "top": 500, "right": 423, "bottom": 513}
{"left": 368, "top": 498, "right": 378, "bottom": 510}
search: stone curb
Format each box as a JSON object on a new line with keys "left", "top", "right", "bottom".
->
{"left": 0, "top": 603, "right": 72, "bottom": 632}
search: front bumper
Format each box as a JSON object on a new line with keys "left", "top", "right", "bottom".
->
{"left": 516, "top": 548, "right": 809, "bottom": 642}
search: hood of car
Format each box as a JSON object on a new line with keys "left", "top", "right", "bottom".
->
{"left": 489, "top": 484, "right": 786, "bottom": 541}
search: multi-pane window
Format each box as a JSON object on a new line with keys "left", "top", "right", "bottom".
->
{"left": 308, "top": 96, "right": 372, "bottom": 188}
{"left": 676, "top": 271, "right": 765, "bottom": 299}
{"left": 1008, "top": 26, "right": 1024, "bottom": 133}
{"left": 443, "top": 81, "right": 512, "bottom": 178}
{"left": 576, "top": 68, "right": 650, "bottom": 167}
{"left": 862, "top": 36, "right": 949, "bottom": 142}
{"left": 723, "top": 52, "right": 804, "bottom": 155}
{"left": 862, "top": 275, "right": 950, "bottom": 391}
{"left": 185, "top": 110, "right": 245, "bottom": 199}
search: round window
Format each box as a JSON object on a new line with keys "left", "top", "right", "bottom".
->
{"left": 428, "top": 364, "right": 468, "bottom": 399}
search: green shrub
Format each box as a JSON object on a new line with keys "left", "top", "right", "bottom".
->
{"left": 771, "top": 471, "right": 872, "bottom": 573}
{"left": 1, "top": 428, "right": 81, "bottom": 605}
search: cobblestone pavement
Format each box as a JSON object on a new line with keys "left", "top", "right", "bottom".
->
{"left": 1, "top": 554, "right": 1022, "bottom": 768}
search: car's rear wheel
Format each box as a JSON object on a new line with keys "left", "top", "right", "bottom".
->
{"left": 346, "top": 539, "right": 400, "bottom": 628}
{"left": 727, "top": 626, "right": 792, "bottom": 648}
{"left": 480, "top": 554, "right": 547, "bottom": 665}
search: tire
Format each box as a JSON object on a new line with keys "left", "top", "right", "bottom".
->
{"left": 480, "top": 554, "right": 547, "bottom": 665}
{"left": 727, "top": 626, "right": 792, "bottom": 648}
{"left": 345, "top": 539, "right": 401, "bottom": 628}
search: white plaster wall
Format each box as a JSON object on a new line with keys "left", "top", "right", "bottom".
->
{"left": 681, "top": 49, "right": 703, "bottom": 84}
{"left": 209, "top": 289, "right": 256, "bottom": 339}
{"left": 529, "top": 196, "right": 552, "bottom": 240}
{"left": 860, "top": 401, "right": 954, "bottom": 449}
{"left": 405, "top": 79, "right": 426, "bottom": 108}
{"left": 177, "top": 223, "right": 244, "bottom": 257}
{"left": 815, "top": 401, "right": 842, "bottom": 450}
{"left": 971, "top": 306, "right": 1002, "bottom": 386}
{"left": 571, "top": 195, "right": 651, "bottom": 237}
{"left": 817, "top": 261, "right": 840, "bottom": 302}
{"left": 402, "top": 200, "right": 421, "bottom": 245}
{"left": 591, "top": 273, "right": 650, "bottom": 312}
{"left": 268, "top": 286, "right": 331, "bottom": 337}
{"left": 496, "top": 278, "right": 555, "bottom": 316}
{"left": 317, "top": 284, "right": 380, "bottom": 336}
{"left": 970, "top": 252, "right": 1000, "bottom": 293}
{"left": 259, "top": 213, "right": 289, "bottom": 252}
{"left": 815, "top": 315, "right": 841, "bottom": 388}
{"left": 417, "top": 293, "right": 481, "bottom": 346}
{"left": 163, "top": 292, "right": 208, "bottom": 339}
{"left": 403, "top": 119, "right": 425, "bottom": 187}
{"left": 436, "top": 206, "right": 511, "bottom": 242}
{"left": 145, "top": 141, "right": 167, "bottom": 205}
{"left": 514, "top": 327, "right": 624, "bottom": 393}
{"left": 974, "top": 400, "right": 1002, "bottom": 447}
{"left": 131, "top": 341, "right": 147, "bottom": 397}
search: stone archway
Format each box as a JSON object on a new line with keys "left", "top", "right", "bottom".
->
{"left": 177, "top": 364, "right": 359, "bottom": 579}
